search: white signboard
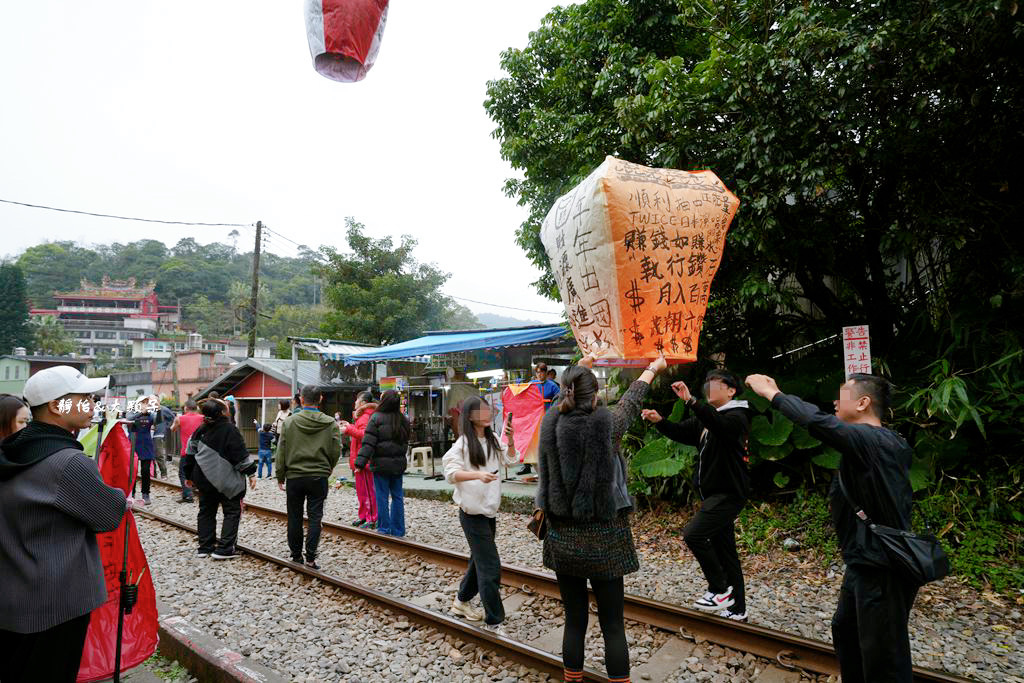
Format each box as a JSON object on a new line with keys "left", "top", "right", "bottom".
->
{"left": 842, "top": 325, "right": 872, "bottom": 378}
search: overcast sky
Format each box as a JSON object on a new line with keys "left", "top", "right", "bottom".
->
{"left": 0, "top": 1, "right": 568, "bottom": 322}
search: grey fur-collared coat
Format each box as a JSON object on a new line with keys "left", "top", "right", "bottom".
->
{"left": 536, "top": 380, "right": 650, "bottom": 578}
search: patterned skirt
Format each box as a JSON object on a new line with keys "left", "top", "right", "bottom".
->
{"left": 542, "top": 512, "right": 639, "bottom": 579}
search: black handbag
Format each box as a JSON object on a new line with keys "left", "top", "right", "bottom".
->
{"left": 837, "top": 472, "right": 950, "bottom": 585}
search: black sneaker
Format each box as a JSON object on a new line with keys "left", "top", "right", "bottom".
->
{"left": 211, "top": 551, "right": 238, "bottom": 560}
{"left": 304, "top": 559, "right": 321, "bottom": 571}
{"left": 516, "top": 464, "right": 532, "bottom": 476}
{"left": 290, "top": 556, "right": 303, "bottom": 564}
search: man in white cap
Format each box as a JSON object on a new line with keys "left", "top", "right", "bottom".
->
{"left": 0, "top": 366, "right": 129, "bottom": 683}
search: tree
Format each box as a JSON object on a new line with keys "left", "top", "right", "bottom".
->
{"left": 315, "top": 218, "right": 458, "bottom": 345}
{"left": 485, "top": 0, "right": 1023, "bottom": 362}
{"left": 441, "top": 302, "right": 484, "bottom": 330}
{"left": 258, "top": 304, "right": 333, "bottom": 357}
{"left": 485, "top": 0, "right": 1024, "bottom": 497}
{"left": 183, "top": 295, "right": 236, "bottom": 338}
{"left": 16, "top": 242, "right": 99, "bottom": 307}
{"left": 0, "top": 263, "right": 33, "bottom": 354}
{"left": 32, "top": 316, "right": 75, "bottom": 356}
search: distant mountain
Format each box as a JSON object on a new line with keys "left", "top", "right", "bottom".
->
{"left": 475, "top": 312, "right": 547, "bottom": 328}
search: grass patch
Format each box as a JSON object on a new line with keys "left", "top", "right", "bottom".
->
{"left": 146, "top": 654, "right": 191, "bottom": 682}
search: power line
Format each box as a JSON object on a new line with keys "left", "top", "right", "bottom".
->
{"left": 0, "top": 197, "right": 250, "bottom": 228}
{"left": 448, "top": 295, "right": 563, "bottom": 317}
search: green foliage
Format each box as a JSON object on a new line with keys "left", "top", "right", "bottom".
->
{"left": 736, "top": 488, "right": 838, "bottom": 564}
{"left": 0, "top": 263, "right": 32, "bottom": 354}
{"left": 913, "top": 480, "right": 1024, "bottom": 593}
{"left": 14, "top": 228, "right": 480, "bottom": 353}
{"left": 31, "top": 316, "right": 75, "bottom": 356}
{"left": 487, "top": 0, "right": 1022, "bottom": 366}
{"left": 750, "top": 414, "right": 792, "bottom": 446}
{"left": 314, "top": 218, "right": 470, "bottom": 345}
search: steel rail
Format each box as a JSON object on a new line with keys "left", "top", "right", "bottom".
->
{"left": 150, "top": 479, "right": 972, "bottom": 683}
{"left": 136, "top": 508, "right": 610, "bottom": 683}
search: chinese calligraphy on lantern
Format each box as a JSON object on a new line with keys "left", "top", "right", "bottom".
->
{"left": 540, "top": 156, "right": 740, "bottom": 364}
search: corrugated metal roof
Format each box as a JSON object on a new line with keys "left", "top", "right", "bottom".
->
{"left": 290, "top": 338, "right": 379, "bottom": 361}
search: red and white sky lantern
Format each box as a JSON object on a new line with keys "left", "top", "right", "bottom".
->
{"left": 305, "top": 0, "right": 389, "bottom": 83}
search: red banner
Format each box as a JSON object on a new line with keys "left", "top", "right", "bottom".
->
{"left": 78, "top": 426, "right": 159, "bottom": 682}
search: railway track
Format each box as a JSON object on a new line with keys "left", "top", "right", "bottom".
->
{"left": 149, "top": 478, "right": 972, "bottom": 683}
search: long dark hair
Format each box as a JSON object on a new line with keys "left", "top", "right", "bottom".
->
{"left": 0, "top": 394, "right": 27, "bottom": 440}
{"left": 558, "top": 365, "right": 601, "bottom": 414}
{"left": 376, "top": 390, "right": 410, "bottom": 441}
{"left": 459, "top": 396, "right": 501, "bottom": 468}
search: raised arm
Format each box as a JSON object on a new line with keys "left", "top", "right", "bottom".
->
{"left": 653, "top": 415, "right": 703, "bottom": 446}
{"left": 606, "top": 354, "right": 667, "bottom": 442}
{"left": 54, "top": 454, "right": 127, "bottom": 533}
{"left": 746, "top": 374, "right": 873, "bottom": 468}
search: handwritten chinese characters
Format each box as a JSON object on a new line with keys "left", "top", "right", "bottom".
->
{"left": 540, "top": 156, "right": 740, "bottom": 364}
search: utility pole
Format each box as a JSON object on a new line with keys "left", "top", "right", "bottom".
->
{"left": 247, "top": 221, "right": 262, "bottom": 358}
{"left": 170, "top": 348, "right": 180, "bottom": 407}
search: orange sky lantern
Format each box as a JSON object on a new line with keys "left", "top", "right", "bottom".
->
{"left": 541, "top": 156, "right": 740, "bottom": 366}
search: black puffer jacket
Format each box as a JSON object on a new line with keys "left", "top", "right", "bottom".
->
{"left": 355, "top": 410, "right": 409, "bottom": 476}
{"left": 181, "top": 418, "right": 249, "bottom": 500}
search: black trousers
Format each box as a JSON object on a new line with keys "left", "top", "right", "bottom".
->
{"left": 556, "top": 573, "right": 629, "bottom": 680}
{"left": 457, "top": 510, "right": 504, "bottom": 625}
{"left": 683, "top": 493, "right": 746, "bottom": 612}
{"left": 286, "top": 476, "right": 328, "bottom": 561}
{"left": 833, "top": 563, "right": 919, "bottom": 683}
{"left": 197, "top": 489, "right": 242, "bottom": 554}
{"left": 0, "top": 612, "right": 91, "bottom": 683}
{"left": 138, "top": 459, "right": 152, "bottom": 496}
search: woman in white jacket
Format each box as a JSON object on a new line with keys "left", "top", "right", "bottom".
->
{"left": 442, "top": 396, "right": 516, "bottom": 631}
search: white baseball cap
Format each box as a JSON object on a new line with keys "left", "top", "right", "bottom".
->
{"left": 23, "top": 366, "right": 109, "bottom": 407}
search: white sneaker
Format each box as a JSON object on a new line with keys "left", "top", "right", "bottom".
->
{"left": 450, "top": 597, "right": 484, "bottom": 621}
{"left": 481, "top": 622, "right": 509, "bottom": 637}
{"left": 694, "top": 586, "right": 734, "bottom": 612}
{"left": 717, "top": 608, "right": 747, "bottom": 621}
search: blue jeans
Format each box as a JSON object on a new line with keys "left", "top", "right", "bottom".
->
{"left": 257, "top": 449, "right": 273, "bottom": 478}
{"left": 373, "top": 472, "right": 405, "bottom": 536}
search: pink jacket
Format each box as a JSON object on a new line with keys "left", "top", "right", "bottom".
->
{"left": 344, "top": 404, "right": 377, "bottom": 470}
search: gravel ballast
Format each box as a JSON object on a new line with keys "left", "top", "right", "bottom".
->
{"left": 146, "top": 476, "right": 1022, "bottom": 682}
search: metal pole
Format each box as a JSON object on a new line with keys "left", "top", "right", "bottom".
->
{"left": 291, "top": 341, "right": 298, "bottom": 398}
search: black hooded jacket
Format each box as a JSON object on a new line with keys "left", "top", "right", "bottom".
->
{"left": 355, "top": 410, "right": 409, "bottom": 476}
{"left": 181, "top": 418, "right": 249, "bottom": 499}
{"left": 655, "top": 399, "right": 752, "bottom": 500}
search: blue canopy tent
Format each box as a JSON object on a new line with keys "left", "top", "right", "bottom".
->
{"left": 342, "top": 325, "right": 570, "bottom": 364}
